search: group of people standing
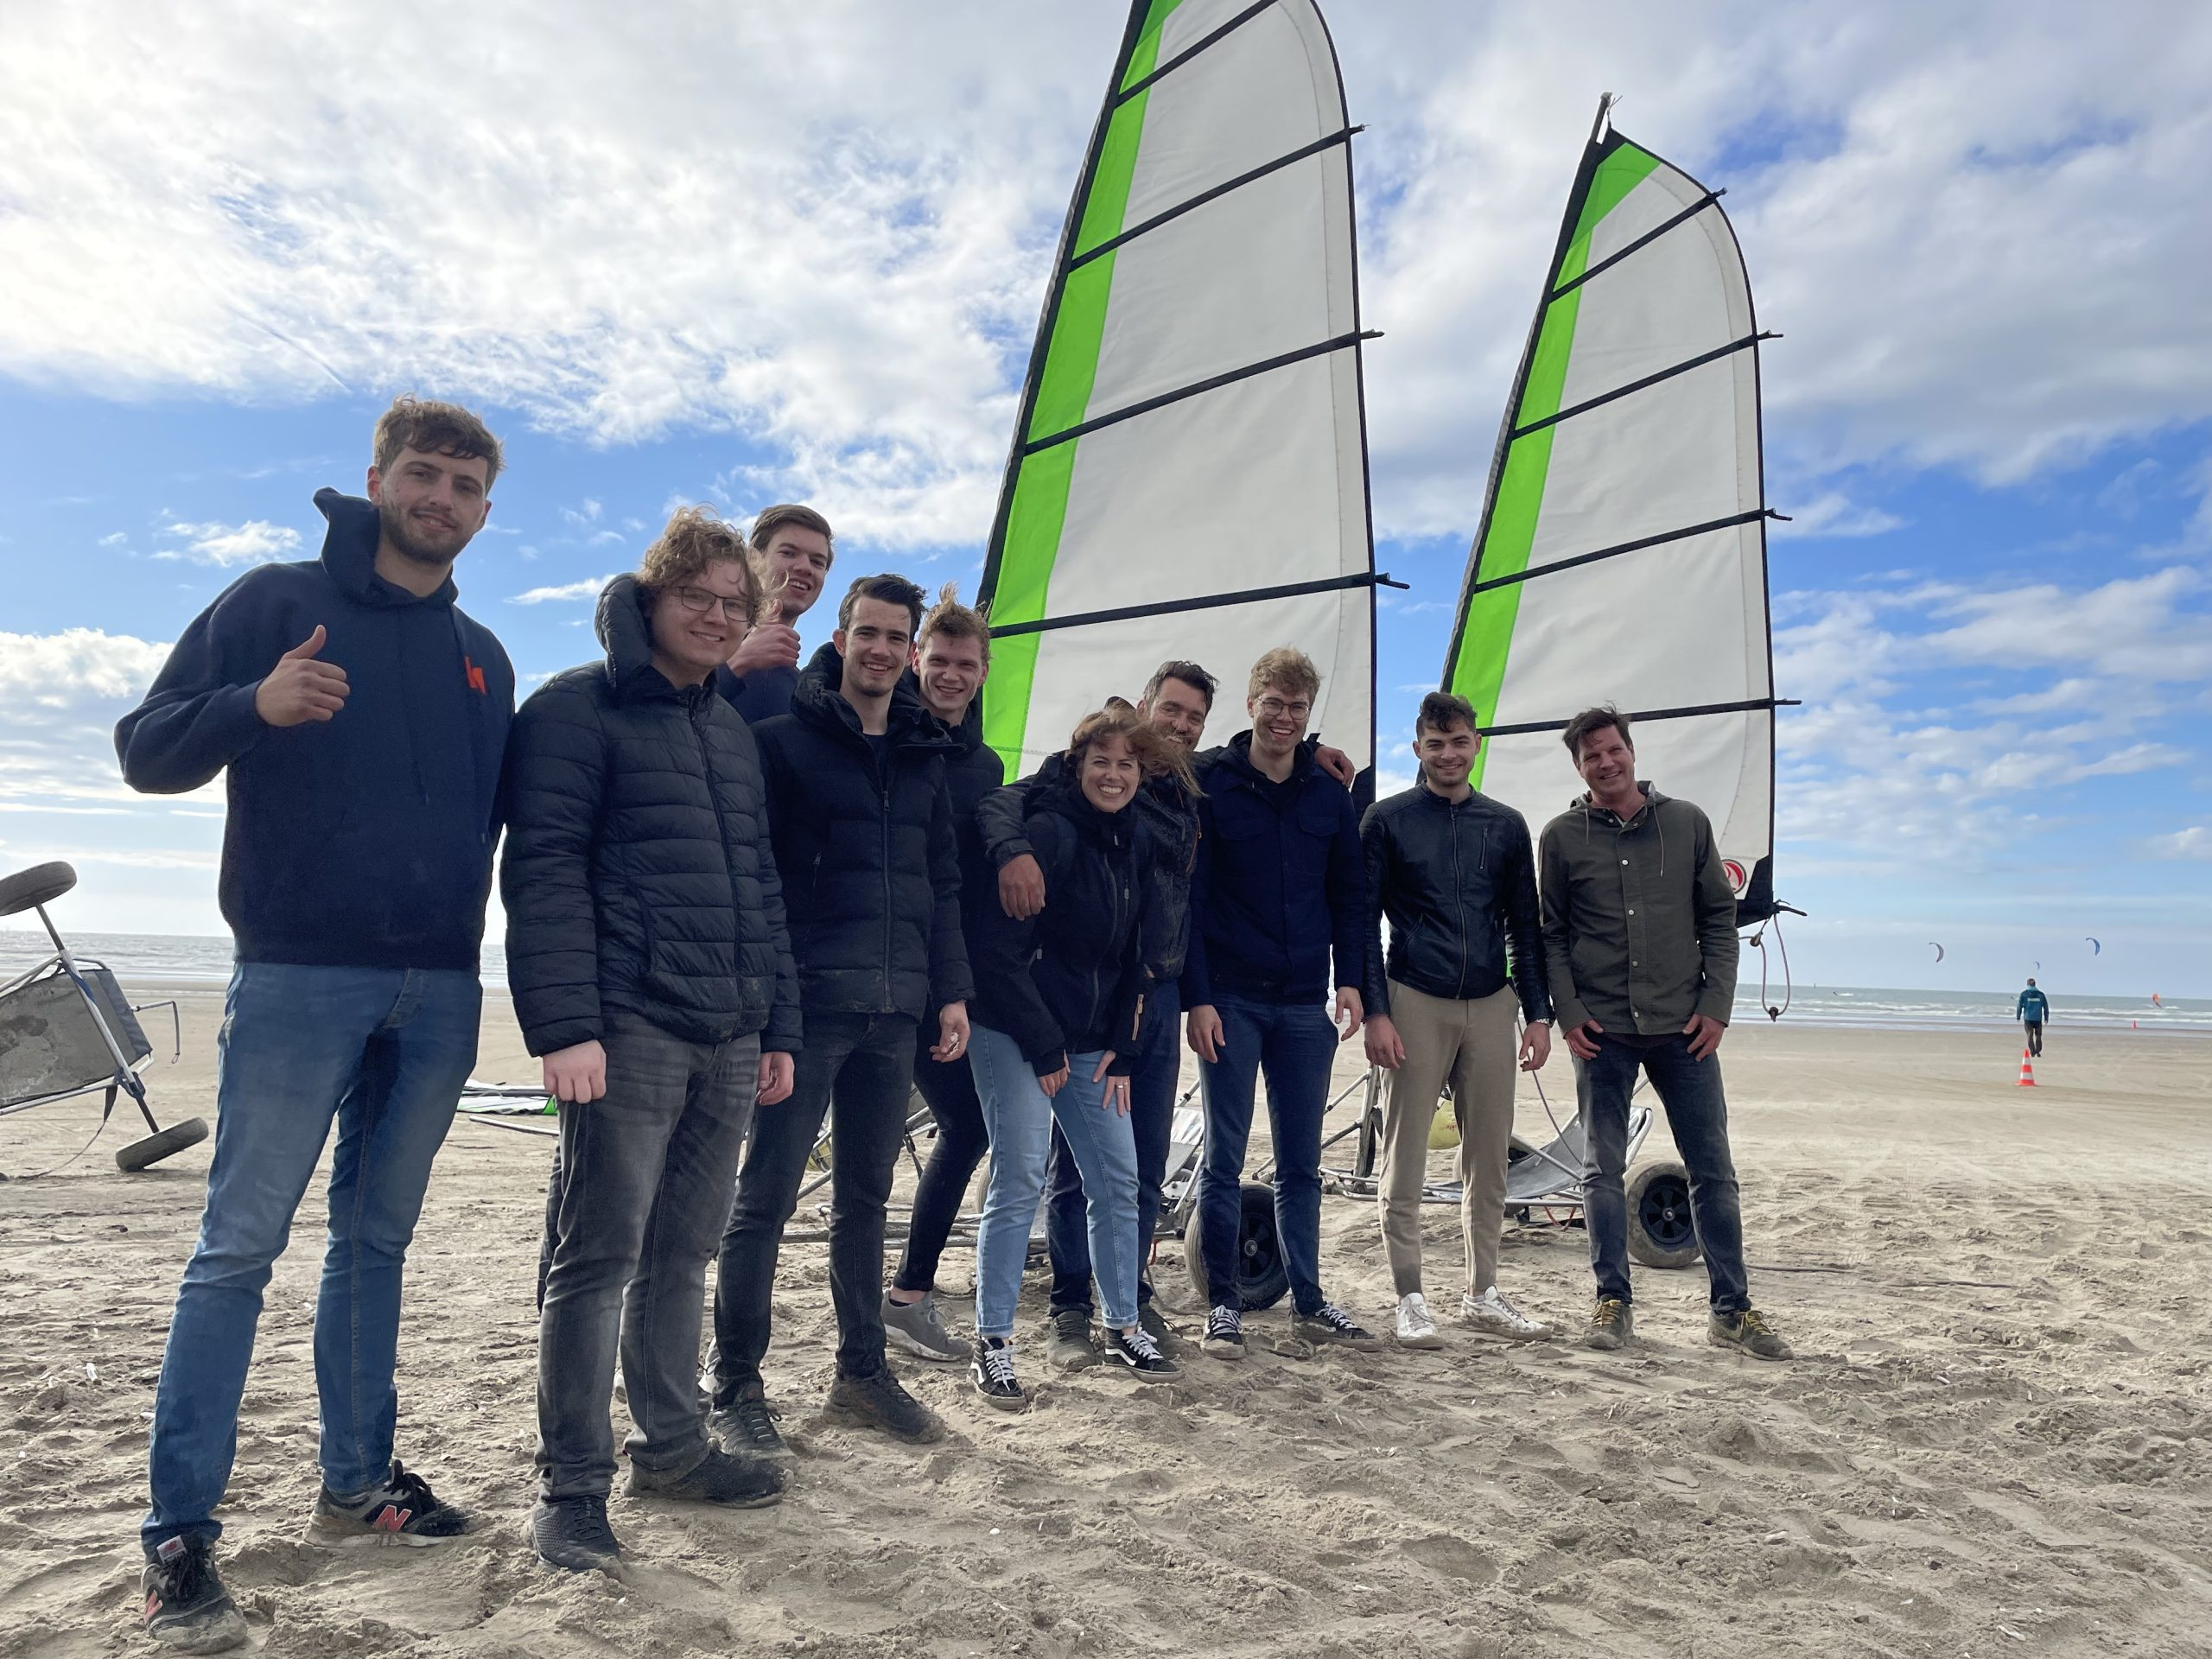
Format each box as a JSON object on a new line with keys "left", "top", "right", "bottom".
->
{"left": 113, "top": 399, "right": 1789, "bottom": 1654}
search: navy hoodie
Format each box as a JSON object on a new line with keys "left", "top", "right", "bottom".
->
{"left": 114, "top": 489, "right": 514, "bottom": 970}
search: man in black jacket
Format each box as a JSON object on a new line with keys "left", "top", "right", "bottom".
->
{"left": 114, "top": 400, "right": 510, "bottom": 1651}
{"left": 1185, "top": 648, "right": 1376, "bottom": 1358}
{"left": 1361, "top": 691, "right": 1552, "bottom": 1351}
{"left": 709, "top": 575, "right": 973, "bottom": 1450}
{"left": 713, "top": 503, "right": 834, "bottom": 723}
{"left": 880, "top": 585, "right": 1004, "bottom": 1364}
{"left": 502, "top": 508, "right": 801, "bottom": 1573}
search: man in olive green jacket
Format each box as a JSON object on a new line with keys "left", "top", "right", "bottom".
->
{"left": 1537, "top": 706, "right": 1791, "bottom": 1361}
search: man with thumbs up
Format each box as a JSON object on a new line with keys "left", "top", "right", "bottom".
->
{"left": 115, "top": 399, "right": 513, "bottom": 1652}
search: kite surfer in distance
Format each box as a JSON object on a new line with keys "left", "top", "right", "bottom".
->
{"left": 2017, "top": 977, "right": 2050, "bottom": 1057}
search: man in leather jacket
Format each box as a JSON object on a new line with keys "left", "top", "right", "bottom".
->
{"left": 1360, "top": 692, "right": 1552, "bottom": 1351}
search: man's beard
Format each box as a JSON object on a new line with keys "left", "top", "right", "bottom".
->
{"left": 378, "top": 498, "right": 471, "bottom": 567}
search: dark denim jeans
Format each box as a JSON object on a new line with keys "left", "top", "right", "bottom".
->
{"left": 1575, "top": 1032, "right": 1750, "bottom": 1313}
{"left": 711, "top": 1012, "right": 915, "bottom": 1392}
{"left": 537, "top": 1013, "right": 759, "bottom": 1500}
{"left": 1046, "top": 983, "right": 1179, "bottom": 1315}
{"left": 143, "top": 963, "right": 480, "bottom": 1551}
{"left": 1194, "top": 993, "right": 1337, "bottom": 1315}
{"left": 890, "top": 1033, "right": 988, "bottom": 1295}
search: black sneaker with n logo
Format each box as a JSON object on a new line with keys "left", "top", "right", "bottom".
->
{"left": 307, "top": 1458, "right": 474, "bottom": 1546}
{"left": 141, "top": 1535, "right": 248, "bottom": 1652}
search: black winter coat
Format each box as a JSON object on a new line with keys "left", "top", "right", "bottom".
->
{"left": 499, "top": 576, "right": 801, "bottom": 1058}
{"left": 967, "top": 783, "right": 1155, "bottom": 1077}
{"left": 752, "top": 645, "right": 973, "bottom": 1020}
{"left": 975, "top": 751, "right": 1199, "bottom": 983}
{"left": 1360, "top": 784, "right": 1550, "bottom": 1024}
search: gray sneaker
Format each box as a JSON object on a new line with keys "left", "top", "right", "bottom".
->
{"left": 882, "top": 1290, "right": 964, "bottom": 1363}
{"left": 1044, "top": 1306, "right": 1099, "bottom": 1371}
{"left": 1583, "top": 1297, "right": 1634, "bottom": 1351}
{"left": 1709, "top": 1306, "right": 1794, "bottom": 1361}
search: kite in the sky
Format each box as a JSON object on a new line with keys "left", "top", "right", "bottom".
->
{"left": 2086, "top": 937, "right": 2101, "bottom": 956}
{"left": 1929, "top": 942, "right": 1945, "bottom": 963}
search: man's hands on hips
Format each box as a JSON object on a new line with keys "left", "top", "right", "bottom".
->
{"left": 998, "top": 854, "right": 1045, "bottom": 920}
{"left": 1682, "top": 1012, "right": 1726, "bottom": 1061}
{"left": 932, "top": 1001, "right": 971, "bottom": 1063}
{"left": 758, "top": 1050, "right": 795, "bottom": 1105}
{"left": 1518, "top": 1020, "right": 1551, "bottom": 1071}
{"left": 543, "top": 1039, "right": 607, "bottom": 1104}
{"left": 1364, "top": 1012, "right": 1404, "bottom": 1070}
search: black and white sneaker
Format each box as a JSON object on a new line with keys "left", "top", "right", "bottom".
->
{"left": 307, "top": 1458, "right": 474, "bottom": 1546}
{"left": 1102, "top": 1325, "right": 1180, "bottom": 1381}
{"left": 1201, "top": 1306, "right": 1245, "bottom": 1360}
{"left": 709, "top": 1379, "right": 793, "bottom": 1461}
{"left": 530, "top": 1494, "right": 622, "bottom": 1574}
{"left": 141, "top": 1535, "right": 248, "bottom": 1653}
{"left": 1292, "top": 1301, "right": 1384, "bottom": 1351}
{"left": 971, "top": 1338, "right": 1026, "bottom": 1410}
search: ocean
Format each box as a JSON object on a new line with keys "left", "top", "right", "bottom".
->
{"left": 4, "top": 928, "right": 2201, "bottom": 1034}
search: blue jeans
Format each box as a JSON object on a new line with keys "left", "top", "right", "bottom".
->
{"left": 537, "top": 1014, "right": 758, "bottom": 1500}
{"left": 1575, "top": 1033, "right": 1750, "bottom": 1313}
{"left": 968, "top": 1023, "right": 1141, "bottom": 1338}
{"left": 1046, "top": 983, "right": 1179, "bottom": 1315}
{"left": 144, "top": 963, "right": 480, "bottom": 1550}
{"left": 1194, "top": 993, "right": 1336, "bottom": 1315}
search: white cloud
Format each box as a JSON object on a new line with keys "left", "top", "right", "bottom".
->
{"left": 2148, "top": 826, "right": 2212, "bottom": 861}
{"left": 509, "top": 575, "right": 616, "bottom": 606}
{"left": 1774, "top": 493, "right": 1905, "bottom": 539}
{"left": 2, "top": 3, "right": 2206, "bottom": 547}
{"left": 156, "top": 518, "right": 302, "bottom": 567}
{"left": 0, "top": 628, "right": 172, "bottom": 707}
{"left": 0, "top": 630, "right": 220, "bottom": 818}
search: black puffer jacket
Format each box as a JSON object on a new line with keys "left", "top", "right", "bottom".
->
{"left": 976, "top": 753, "right": 1199, "bottom": 982}
{"left": 499, "top": 576, "right": 801, "bottom": 1058}
{"left": 967, "top": 782, "right": 1155, "bottom": 1077}
{"left": 1360, "top": 784, "right": 1550, "bottom": 1024}
{"left": 752, "top": 645, "right": 973, "bottom": 1019}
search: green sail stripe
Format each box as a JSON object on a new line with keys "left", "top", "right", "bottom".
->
{"left": 984, "top": 16, "right": 1173, "bottom": 772}
{"left": 1121, "top": 0, "right": 1187, "bottom": 92}
{"left": 1452, "top": 143, "right": 1664, "bottom": 788}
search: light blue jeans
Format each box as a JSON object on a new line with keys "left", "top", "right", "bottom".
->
{"left": 968, "top": 1022, "right": 1140, "bottom": 1338}
{"left": 143, "top": 963, "right": 480, "bottom": 1551}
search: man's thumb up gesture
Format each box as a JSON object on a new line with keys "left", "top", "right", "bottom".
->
{"left": 254, "top": 626, "right": 350, "bottom": 727}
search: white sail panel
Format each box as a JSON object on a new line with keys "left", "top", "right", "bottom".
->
{"left": 981, "top": 0, "right": 1375, "bottom": 780}
{"left": 1444, "top": 107, "right": 1781, "bottom": 918}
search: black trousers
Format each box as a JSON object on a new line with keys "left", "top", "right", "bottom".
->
{"left": 710, "top": 1011, "right": 916, "bottom": 1393}
{"left": 890, "top": 1036, "right": 990, "bottom": 1294}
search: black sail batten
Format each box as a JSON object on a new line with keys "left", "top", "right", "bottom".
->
{"left": 1113, "top": 0, "right": 1278, "bottom": 105}
{"left": 1478, "top": 696, "right": 1791, "bottom": 740}
{"left": 1508, "top": 333, "right": 1770, "bottom": 442}
{"left": 988, "top": 571, "right": 1401, "bottom": 639}
{"left": 1549, "top": 188, "right": 1724, "bottom": 300}
{"left": 1068, "top": 126, "right": 1360, "bottom": 271}
{"left": 1465, "top": 510, "right": 1773, "bottom": 597}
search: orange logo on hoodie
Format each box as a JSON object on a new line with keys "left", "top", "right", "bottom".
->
{"left": 464, "top": 657, "right": 487, "bottom": 695}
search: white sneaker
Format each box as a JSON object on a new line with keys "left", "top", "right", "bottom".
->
{"left": 1461, "top": 1286, "right": 1551, "bottom": 1340}
{"left": 1395, "top": 1292, "right": 1445, "bottom": 1350}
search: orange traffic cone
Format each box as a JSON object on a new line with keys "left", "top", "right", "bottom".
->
{"left": 2017, "top": 1047, "right": 2037, "bottom": 1087}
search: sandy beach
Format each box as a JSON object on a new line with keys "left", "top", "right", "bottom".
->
{"left": 1, "top": 981, "right": 2206, "bottom": 1658}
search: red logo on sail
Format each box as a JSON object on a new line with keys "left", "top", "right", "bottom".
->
{"left": 1723, "top": 859, "right": 1748, "bottom": 893}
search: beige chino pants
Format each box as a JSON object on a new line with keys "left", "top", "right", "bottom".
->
{"left": 1376, "top": 981, "right": 1520, "bottom": 1299}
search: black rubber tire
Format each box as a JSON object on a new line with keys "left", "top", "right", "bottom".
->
{"left": 116, "top": 1116, "right": 209, "bottom": 1173}
{"left": 1624, "top": 1158, "right": 1701, "bottom": 1268}
{"left": 0, "top": 860, "right": 75, "bottom": 919}
{"left": 1182, "top": 1180, "right": 1292, "bottom": 1310}
{"left": 1353, "top": 1070, "right": 1382, "bottom": 1179}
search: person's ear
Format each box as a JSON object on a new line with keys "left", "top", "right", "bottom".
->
{"left": 365, "top": 465, "right": 384, "bottom": 504}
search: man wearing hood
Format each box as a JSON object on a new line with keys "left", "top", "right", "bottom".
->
{"left": 709, "top": 574, "right": 973, "bottom": 1451}
{"left": 1537, "top": 705, "right": 1792, "bottom": 1361}
{"left": 502, "top": 507, "right": 801, "bottom": 1573}
{"left": 115, "top": 399, "right": 512, "bottom": 1650}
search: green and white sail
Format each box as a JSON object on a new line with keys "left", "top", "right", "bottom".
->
{"left": 1442, "top": 98, "right": 1784, "bottom": 921}
{"left": 979, "top": 0, "right": 1378, "bottom": 778}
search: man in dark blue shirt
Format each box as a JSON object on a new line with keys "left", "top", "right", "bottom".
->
{"left": 2018, "top": 978, "right": 2050, "bottom": 1055}
{"left": 712, "top": 503, "right": 834, "bottom": 723}
{"left": 1184, "top": 647, "right": 1375, "bottom": 1358}
{"left": 115, "top": 400, "right": 512, "bottom": 1651}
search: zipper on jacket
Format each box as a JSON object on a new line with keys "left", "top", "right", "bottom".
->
{"left": 690, "top": 697, "right": 742, "bottom": 1035}
{"left": 880, "top": 752, "right": 895, "bottom": 1006}
{"left": 1448, "top": 797, "right": 1467, "bottom": 995}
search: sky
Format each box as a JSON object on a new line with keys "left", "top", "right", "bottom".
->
{"left": 3, "top": 0, "right": 2209, "bottom": 996}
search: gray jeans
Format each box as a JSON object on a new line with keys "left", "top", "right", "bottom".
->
{"left": 537, "top": 1010, "right": 760, "bottom": 1500}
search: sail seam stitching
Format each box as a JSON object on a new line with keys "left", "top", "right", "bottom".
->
{"left": 1510, "top": 332, "right": 1764, "bottom": 440}
{"left": 1070, "top": 126, "right": 1357, "bottom": 270}
{"left": 1116, "top": 0, "right": 1277, "bottom": 104}
{"left": 1020, "top": 328, "right": 1376, "bottom": 454}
